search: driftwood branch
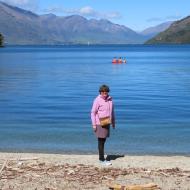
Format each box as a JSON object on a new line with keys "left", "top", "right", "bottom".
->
{"left": 10, "top": 157, "right": 39, "bottom": 161}
{"left": 108, "top": 183, "right": 159, "bottom": 190}
{"left": 0, "top": 159, "right": 8, "bottom": 176}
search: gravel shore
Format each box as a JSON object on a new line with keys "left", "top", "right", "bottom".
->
{"left": 0, "top": 153, "right": 190, "bottom": 190}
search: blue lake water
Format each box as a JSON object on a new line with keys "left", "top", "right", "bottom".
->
{"left": 0, "top": 45, "right": 190, "bottom": 155}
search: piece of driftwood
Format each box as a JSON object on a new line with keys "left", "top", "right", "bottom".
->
{"left": 108, "top": 183, "right": 159, "bottom": 190}
{"left": 0, "top": 159, "right": 8, "bottom": 176}
{"left": 159, "top": 172, "right": 169, "bottom": 177}
{"left": 9, "top": 157, "right": 39, "bottom": 161}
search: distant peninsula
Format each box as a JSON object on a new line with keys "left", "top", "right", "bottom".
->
{"left": 146, "top": 16, "right": 190, "bottom": 44}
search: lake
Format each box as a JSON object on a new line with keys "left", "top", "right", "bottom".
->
{"left": 0, "top": 45, "right": 190, "bottom": 155}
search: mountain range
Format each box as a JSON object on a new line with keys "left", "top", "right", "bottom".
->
{"left": 140, "top": 21, "right": 173, "bottom": 39}
{"left": 146, "top": 16, "right": 190, "bottom": 44}
{"left": 0, "top": 1, "right": 173, "bottom": 45}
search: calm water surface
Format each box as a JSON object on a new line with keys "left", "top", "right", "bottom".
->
{"left": 0, "top": 45, "right": 190, "bottom": 154}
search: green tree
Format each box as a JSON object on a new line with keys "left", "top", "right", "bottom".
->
{"left": 0, "top": 33, "right": 4, "bottom": 47}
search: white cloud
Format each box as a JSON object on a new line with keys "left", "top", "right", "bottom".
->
{"left": 43, "top": 5, "right": 121, "bottom": 20}
{"left": 104, "top": 12, "right": 121, "bottom": 19}
{"left": 79, "top": 6, "right": 95, "bottom": 15}
{"left": 1, "top": 0, "right": 38, "bottom": 11}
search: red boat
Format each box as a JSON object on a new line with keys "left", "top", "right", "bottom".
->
{"left": 112, "top": 59, "right": 118, "bottom": 64}
{"left": 112, "top": 59, "right": 123, "bottom": 64}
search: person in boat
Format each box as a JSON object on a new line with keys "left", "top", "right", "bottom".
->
{"left": 112, "top": 57, "right": 117, "bottom": 63}
{"left": 118, "top": 57, "right": 122, "bottom": 63}
{"left": 123, "top": 57, "right": 127, "bottom": 63}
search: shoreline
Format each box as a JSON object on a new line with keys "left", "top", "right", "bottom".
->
{"left": 1, "top": 150, "right": 190, "bottom": 156}
{"left": 1, "top": 152, "right": 190, "bottom": 169}
{"left": 1, "top": 152, "right": 190, "bottom": 189}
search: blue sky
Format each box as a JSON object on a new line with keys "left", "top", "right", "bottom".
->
{"left": 2, "top": 0, "right": 190, "bottom": 31}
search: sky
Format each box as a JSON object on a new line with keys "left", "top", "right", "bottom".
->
{"left": 2, "top": 0, "right": 190, "bottom": 31}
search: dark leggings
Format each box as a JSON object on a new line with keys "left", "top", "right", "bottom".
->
{"left": 98, "top": 138, "right": 106, "bottom": 161}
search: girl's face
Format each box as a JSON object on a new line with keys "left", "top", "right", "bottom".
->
{"left": 100, "top": 91, "right": 109, "bottom": 98}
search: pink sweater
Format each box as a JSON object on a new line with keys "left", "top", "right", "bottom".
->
{"left": 91, "top": 95, "right": 115, "bottom": 127}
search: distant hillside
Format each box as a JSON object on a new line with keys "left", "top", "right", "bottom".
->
{"left": 140, "top": 21, "right": 173, "bottom": 39}
{"left": 146, "top": 16, "right": 190, "bottom": 44}
{"left": 0, "top": 1, "right": 146, "bottom": 45}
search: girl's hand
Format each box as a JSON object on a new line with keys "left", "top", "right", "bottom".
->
{"left": 93, "top": 125, "right": 97, "bottom": 132}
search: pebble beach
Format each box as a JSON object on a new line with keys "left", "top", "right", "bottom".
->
{"left": 0, "top": 153, "right": 190, "bottom": 190}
